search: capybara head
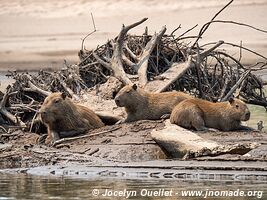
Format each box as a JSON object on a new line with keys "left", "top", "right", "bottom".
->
{"left": 114, "top": 84, "right": 142, "bottom": 107}
{"left": 39, "top": 92, "right": 73, "bottom": 124}
{"left": 228, "top": 97, "right": 250, "bottom": 121}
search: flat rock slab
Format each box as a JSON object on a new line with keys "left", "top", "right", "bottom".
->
{"left": 151, "top": 120, "right": 259, "bottom": 158}
{"left": 151, "top": 120, "right": 219, "bottom": 157}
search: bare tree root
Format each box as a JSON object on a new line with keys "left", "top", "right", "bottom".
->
{"left": 52, "top": 126, "right": 121, "bottom": 147}
{"left": 0, "top": 86, "right": 26, "bottom": 128}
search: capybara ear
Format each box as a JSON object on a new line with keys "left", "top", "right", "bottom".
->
{"left": 228, "top": 97, "right": 234, "bottom": 104}
{"left": 61, "top": 92, "right": 67, "bottom": 100}
{"left": 132, "top": 84, "right": 138, "bottom": 90}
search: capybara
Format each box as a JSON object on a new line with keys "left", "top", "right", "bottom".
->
{"left": 170, "top": 97, "right": 251, "bottom": 131}
{"left": 114, "top": 84, "right": 192, "bottom": 122}
{"left": 39, "top": 92, "right": 104, "bottom": 144}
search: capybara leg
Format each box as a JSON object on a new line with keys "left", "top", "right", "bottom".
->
{"left": 161, "top": 114, "right": 171, "bottom": 119}
{"left": 37, "top": 134, "right": 47, "bottom": 144}
{"left": 197, "top": 127, "right": 219, "bottom": 132}
{"left": 45, "top": 134, "right": 52, "bottom": 145}
{"left": 115, "top": 119, "right": 126, "bottom": 124}
{"left": 190, "top": 113, "right": 206, "bottom": 131}
{"left": 191, "top": 115, "right": 219, "bottom": 132}
{"left": 192, "top": 118, "right": 219, "bottom": 132}
{"left": 45, "top": 131, "right": 60, "bottom": 146}
{"left": 192, "top": 120, "right": 206, "bottom": 131}
{"left": 237, "top": 125, "right": 255, "bottom": 131}
{"left": 124, "top": 115, "right": 136, "bottom": 123}
{"left": 51, "top": 130, "right": 60, "bottom": 142}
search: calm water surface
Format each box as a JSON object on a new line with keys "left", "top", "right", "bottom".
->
{"left": 247, "top": 104, "right": 267, "bottom": 131}
{"left": 0, "top": 173, "right": 266, "bottom": 200}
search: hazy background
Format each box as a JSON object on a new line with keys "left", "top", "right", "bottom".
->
{"left": 0, "top": 0, "right": 266, "bottom": 71}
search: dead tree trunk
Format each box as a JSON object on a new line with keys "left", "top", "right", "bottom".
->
{"left": 93, "top": 18, "right": 149, "bottom": 85}
{"left": 137, "top": 26, "right": 167, "bottom": 87}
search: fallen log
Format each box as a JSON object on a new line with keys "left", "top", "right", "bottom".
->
{"left": 145, "top": 57, "right": 193, "bottom": 92}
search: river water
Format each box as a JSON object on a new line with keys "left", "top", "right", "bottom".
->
{"left": 0, "top": 173, "right": 266, "bottom": 200}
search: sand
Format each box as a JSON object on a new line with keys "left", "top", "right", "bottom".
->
{"left": 0, "top": 1, "right": 266, "bottom": 73}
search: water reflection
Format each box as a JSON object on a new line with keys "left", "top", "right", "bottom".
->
{"left": 0, "top": 173, "right": 266, "bottom": 200}
{"left": 0, "top": 73, "right": 14, "bottom": 92}
{"left": 247, "top": 105, "right": 267, "bottom": 131}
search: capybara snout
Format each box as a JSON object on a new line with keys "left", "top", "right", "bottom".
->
{"left": 39, "top": 110, "right": 48, "bottom": 123}
{"left": 241, "top": 109, "right": 250, "bottom": 121}
{"left": 245, "top": 111, "right": 250, "bottom": 120}
{"left": 229, "top": 98, "right": 250, "bottom": 121}
{"left": 39, "top": 105, "right": 50, "bottom": 124}
{"left": 114, "top": 98, "right": 122, "bottom": 107}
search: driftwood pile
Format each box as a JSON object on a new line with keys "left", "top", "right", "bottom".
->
{"left": 0, "top": 2, "right": 267, "bottom": 133}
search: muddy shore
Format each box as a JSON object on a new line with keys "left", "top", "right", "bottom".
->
{"left": 0, "top": 120, "right": 266, "bottom": 176}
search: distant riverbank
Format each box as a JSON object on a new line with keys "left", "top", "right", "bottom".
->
{"left": 0, "top": 1, "right": 266, "bottom": 72}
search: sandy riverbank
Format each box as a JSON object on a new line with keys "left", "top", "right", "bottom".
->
{"left": 0, "top": 1, "right": 266, "bottom": 73}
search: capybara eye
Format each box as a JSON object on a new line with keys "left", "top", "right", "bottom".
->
{"left": 54, "top": 99, "right": 60, "bottom": 103}
{"left": 236, "top": 105, "right": 239, "bottom": 109}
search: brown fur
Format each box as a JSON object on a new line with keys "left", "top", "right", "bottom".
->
{"left": 39, "top": 92, "right": 104, "bottom": 144}
{"left": 114, "top": 84, "right": 192, "bottom": 122}
{"left": 170, "top": 98, "right": 251, "bottom": 131}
